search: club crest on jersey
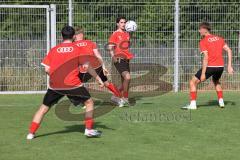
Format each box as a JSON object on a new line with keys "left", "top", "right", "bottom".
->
{"left": 57, "top": 47, "right": 73, "bottom": 53}
{"left": 118, "top": 36, "right": 123, "bottom": 40}
{"left": 76, "top": 42, "right": 87, "bottom": 47}
{"left": 208, "top": 37, "right": 219, "bottom": 42}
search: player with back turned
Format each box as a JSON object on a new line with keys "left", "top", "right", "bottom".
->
{"left": 26, "top": 26, "right": 103, "bottom": 140}
{"left": 182, "top": 22, "right": 234, "bottom": 110}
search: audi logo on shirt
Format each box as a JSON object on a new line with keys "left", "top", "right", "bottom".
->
{"left": 57, "top": 47, "right": 74, "bottom": 53}
{"left": 76, "top": 42, "right": 87, "bottom": 47}
{"left": 208, "top": 37, "right": 219, "bottom": 42}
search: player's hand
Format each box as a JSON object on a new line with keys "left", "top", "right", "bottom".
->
{"left": 103, "top": 67, "right": 109, "bottom": 76}
{"left": 112, "top": 56, "right": 118, "bottom": 63}
{"left": 228, "top": 66, "right": 234, "bottom": 74}
{"left": 96, "top": 76, "right": 104, "bottom": 88}
{"left": 200, "top": 74, "right": 206, "bottom": 82}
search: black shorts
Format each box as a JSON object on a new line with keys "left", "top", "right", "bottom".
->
{"left": 79, "top": 66, "right": 108, "bottom": 83}
{"left": 195, "top": 67, "right": 224, "bottom": 81}
{"left": 43, "top": 87, "right": 91, "bottom": 107}
{"left": 114, "top": 58, "right": 130, "bottom": 74}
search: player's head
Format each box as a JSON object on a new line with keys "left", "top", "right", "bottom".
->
{"left": 199, "top": 22, "right": 211, "bottom": 36}
{"left": 74, "top": 26, "right": 84, "bottom": 41}
{"left": 116, "top": 16, "right": 127, "bottom": 30}
{"left": 61, "top": 25, "right": 75, "bottom": 41}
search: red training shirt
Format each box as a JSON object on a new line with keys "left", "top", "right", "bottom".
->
{"left": 109, "top": 30, "right": 134, "bottom": 59}
{"left": 74, "top": 40, "right": 102, "bottom": 72}
{"left": 199, "top": 34, "right": 226, "bottom": 67}
{"left": 41, "top": 42, "right": 83, "bottom": 90}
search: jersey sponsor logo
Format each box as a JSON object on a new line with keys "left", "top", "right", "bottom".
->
{"left": 208, "top": 37, "right": 219, "bottom": 42}
{"left": 57, "top": 47, "right": 74, "bottom": 53}
{"left": 76, "top": 42, "right": 87, "bottom": 47}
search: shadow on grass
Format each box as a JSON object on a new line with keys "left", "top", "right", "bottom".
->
{"left": 198, "top": 100, "right": 236, "bottom": 108}
{"left": 35, "top": 122, "right": 114, "bottom": 138}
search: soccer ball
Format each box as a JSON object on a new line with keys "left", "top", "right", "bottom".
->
{"left": 125, "top": 20, "right": 137, "bottom": 32}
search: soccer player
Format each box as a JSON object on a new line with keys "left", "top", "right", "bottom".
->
{"left": 183, "top": 22, "right": 234, "bottom": 110}
{"left": 108, "top": 16, "right": 134, "bottom": 105}
{"left": 26, "top": 26, "right": 103, "bottom": 140}
{"left": 73, "top": 27, "right": 123, "bottom": 107}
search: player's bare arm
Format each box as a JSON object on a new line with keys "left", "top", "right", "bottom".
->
{"left": 223, "top": 44, "right": 234, "bottom": 74}
{"left": 93, "top": 48, "right": 109, "bottom": 75}
{"left": 108, "top": 44, "right": 117, "bottom": 62}
{"left": 201, "top": 51, "right": 208, "bottom": 81}
{"left": 44, "top": 66, "right": 50, "bottom": 75}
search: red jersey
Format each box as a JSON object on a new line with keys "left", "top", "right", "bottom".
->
{"left": 74, "top": 40, "right": 102, "bottom": 71}
{"left": 41, "top": 42, "right": 83, "bottom": 90}
{"left": 199, "top": 34, "right": 225, "bottom": 67}
{"left": 109, "top": 30, "right": 134, "bottom": 59}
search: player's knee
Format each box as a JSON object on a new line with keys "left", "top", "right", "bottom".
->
{"left": 85, "top": 98, "right": 94, "bottom": 106}
{"left": 124, "top": 74, "right": 131, "bottom": 81}
{"left": 189, "top": 78, "right": 198, "bottom": 87}
{"left": 39, "top": 104, "right": 49, "bottom": 115}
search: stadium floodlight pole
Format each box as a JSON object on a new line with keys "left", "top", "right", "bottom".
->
{"left": 68, "top": 0, "right": 73, "bottom": 26}
{"left": 174, "top": 0, "right": 180, "bottom": 92}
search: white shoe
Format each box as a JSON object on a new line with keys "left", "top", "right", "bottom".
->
{"left": 219, "top": 98, "right": 225, "bottom": 108}
{"left": 121, "top": 98, "right": 130, "bottom": 106}
{"left": 111, "top": 95, "right": 123, "bottom": 107}
{"left": 118, "top": 99, "right": 125, "bottom": 107}
{"left": 84, "top": 129, "right": 102, "bottom": 138}
{"left": 181, "top": 101, "right": 197, "bottom": 110}
{"left": 26, "top": 133, "right": 35, "bottom": 140}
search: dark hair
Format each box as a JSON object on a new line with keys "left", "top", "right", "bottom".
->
{"left": 116, "top": 16, "right": 127, "bottom": 23}
{"left": 199, "top": 22, "right": 211, "bottom": 32}
{"left": 61, "top": 25, "right": 75, "bottom": 40}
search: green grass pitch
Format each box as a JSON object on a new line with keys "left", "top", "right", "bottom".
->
{"left": 0, "top": 91, "right": 240, "bottom": 160}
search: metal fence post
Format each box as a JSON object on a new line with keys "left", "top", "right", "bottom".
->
{"left": 174, "top": 0, "right": 179, "bottom": 92}
{"left": 46, "top": 4, "right": 56, "bottom": 89}
{"left": 68, "top": 0, "right": 73, "bottom": 26}
{"left": 50, "top": 4, "right": 56, "bottom": 48}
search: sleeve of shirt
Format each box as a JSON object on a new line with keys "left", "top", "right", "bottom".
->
{"left": 199, "top": 40, "right": 208, "bottom": 53}
{"left": 109, "top": 33, "right": 116, "bottom": 44}
{"left": 92, "top": 42, "right": 97, "bottom": 49}
{"left": 41, "top": 52, "right": 51, "bottom": 67}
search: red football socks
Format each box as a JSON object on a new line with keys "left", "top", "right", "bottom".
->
{"left": 123, "top": 91, "right": 129, "bottom": 98}
{"left": 217, "top": 91, "right": 223, "bottom": 100}
{"left": 190, "top": 91, "right": 197, "bottom": 101}
{"left": 106, "top": 83, "right": 121, "bottom": 97}
{"left": 29, "top": 122, "right": 40, "bottom": 134}
{"left": 85, "top": 117, "right": 94, "bottom": 129}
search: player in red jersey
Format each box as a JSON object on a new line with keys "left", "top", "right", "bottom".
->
{"left": 26, "top": 26, "right": 104, "bottom": 140}
{"left": 182, "top": 22, "right": 234, "bottom": 110}
{"left": 109, "top": 16, "right": 134, "bottom": 106}
{"left": 73, "top": 27, "right": 123, "bottom": 107}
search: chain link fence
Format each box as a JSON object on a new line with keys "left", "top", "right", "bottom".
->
{"left": 1, "top": 0, "right": 240, "bottom": 93}
{"left": 179, "top": 2, "right": 240, "bottom": 91}
{"left": 0, "top": 5, "right": 50, "bottom": 92}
